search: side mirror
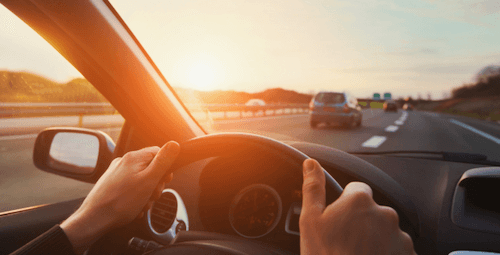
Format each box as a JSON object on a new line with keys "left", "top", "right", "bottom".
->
{"left": 33, "top": 127, "right": 115, "bottom": 183}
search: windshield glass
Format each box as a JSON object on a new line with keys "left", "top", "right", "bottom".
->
{"left": 110, "top": 0, "right": 500, "bottom": 162}
{"left": 315, "top": 93, "right": 345, "bottom": 104}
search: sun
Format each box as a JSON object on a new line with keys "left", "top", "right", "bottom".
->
{"left": 187, "top": 61, "right": 216, "bottom": 91}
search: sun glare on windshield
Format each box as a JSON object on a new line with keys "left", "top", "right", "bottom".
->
{"left": 186, "top": 60, "right": 218, "bottom": 91}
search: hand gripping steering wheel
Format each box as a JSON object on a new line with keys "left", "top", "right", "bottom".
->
{"left": 149, "top": 133, "right": 343, "bottom": 255}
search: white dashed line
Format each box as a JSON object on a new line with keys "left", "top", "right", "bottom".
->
{"left": 450, "top": 119, "right": 500, "bottom": 145}
{"left": 362, "top": 136, "right": 387, "bottom": 148}
{"left": 0, "top": 128, "right": 122, "bottom": 142}
{"left": 385, "top": 125, "right": 399, "bottom": 132}
{"left": 0, "top": 134, "right": 38, "bottom": 141}
{"left": 394, "top": 112, "right": 407, "bottom": 125}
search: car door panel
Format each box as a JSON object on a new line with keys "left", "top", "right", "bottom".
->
{"left": 0, "top": 198, "right": 84, "bottom": 254}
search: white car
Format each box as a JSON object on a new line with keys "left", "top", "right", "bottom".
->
{"left": 244, "top": 99, "right": 266, "bottom": 106}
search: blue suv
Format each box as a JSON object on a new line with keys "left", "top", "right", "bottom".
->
{"left": 309, "top": 92, "right": 362, "bottom": 128}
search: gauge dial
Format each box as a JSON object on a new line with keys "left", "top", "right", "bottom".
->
{"left": 229, "top": 184, "right": 282, "bottom": 238}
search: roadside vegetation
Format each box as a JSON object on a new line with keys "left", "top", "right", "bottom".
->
{"left": 416, "top": 69, "right": 500, "bottom": 122}
{"left": 0, "top": 71, "right": 108, "bottom": 103}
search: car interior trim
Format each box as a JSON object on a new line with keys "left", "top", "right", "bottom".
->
{"left": 147, "top": 189, "right": 190, "bottom": 243}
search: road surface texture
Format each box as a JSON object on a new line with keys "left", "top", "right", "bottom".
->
{"left": 1, "top": 109, "right": 500, "bottom": 212}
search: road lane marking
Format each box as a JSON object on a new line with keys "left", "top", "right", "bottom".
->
{"left": 362, "top": 136, "right": 387, "bottom": 148}
{"left": 0, "top": 127, "right": 122, "bottom": 141}
{"left": 450, "top": 119, "right": 500, "bottom": 145}
{"left": 0, "top": 134, "right": 38, "bottom": 141}
{"left": 385, "top": 125, "right": 399, "bottom": 132}
{"left": 393, "top": 112, "right": 408, "bottom": 126}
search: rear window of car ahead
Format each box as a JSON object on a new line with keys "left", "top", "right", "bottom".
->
{"left": 315, "top": 93, "right": 345, "bottom": 104}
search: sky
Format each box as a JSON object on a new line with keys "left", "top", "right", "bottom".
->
{"left": 1, "top": 0, "right": 500, "bottom": 99}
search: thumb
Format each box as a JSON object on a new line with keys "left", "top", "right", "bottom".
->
{"left": 301, "top": 159, "right": 326, "bottom": 217}
{"left": 145, "top": 141, "right": 180, "bottom": 180}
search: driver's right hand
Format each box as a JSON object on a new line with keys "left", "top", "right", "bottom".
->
{"left": 299, "top": 159, "right": 416, "bottom": 255}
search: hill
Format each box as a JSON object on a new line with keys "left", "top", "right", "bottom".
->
{"left": 173, "top": 87, "right": 312, "bottom": 105}
{"left": 0, "top": 71, "right": 312, "bottom": 104}
{"left": 0, "top": 71, "right": 107, "bottom": 103}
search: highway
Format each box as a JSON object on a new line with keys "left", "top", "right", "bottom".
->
{"left": 1, "top": 109, "right": 500, "bottom": 212}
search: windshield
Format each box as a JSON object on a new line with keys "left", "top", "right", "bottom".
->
{"left": 315, "top": 93, "right": 345, "bottom": 105}
{"left": 115, "top": 1, "right": 499, "bottom": 162}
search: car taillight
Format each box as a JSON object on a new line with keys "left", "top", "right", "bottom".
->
{"left": 343, "top": 105, "right": 350, "bottom": 113}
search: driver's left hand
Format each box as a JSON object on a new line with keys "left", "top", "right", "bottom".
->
{"left": 60, "top": 141, "right": 180, "bottom": 254}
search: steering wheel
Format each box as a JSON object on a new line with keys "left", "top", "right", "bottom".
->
{"left": 148, "top": 132, "right": 343, "bottom": 255}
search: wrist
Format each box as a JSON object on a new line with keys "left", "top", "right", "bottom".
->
{"left": 60, "top": 208, "right": 113, "bottom": 254}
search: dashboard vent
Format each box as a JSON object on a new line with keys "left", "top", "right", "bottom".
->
{"left": 150, "top": 192, "right": 177, "bottom": 233}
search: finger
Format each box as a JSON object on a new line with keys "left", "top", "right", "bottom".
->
{"left": 135, "top": 146, "right": 161, "bottom": 164}
{"left": 390, "top": 231, "right": 415, "bottom": 255}
{"left": 143, "top": 200, "right": 154, "bottom": 213}
{"left": 339, "top": 182, "right": 374, "bottom": 209}
{"left": 137, "top": 212, "right": 144, "bottom": 219}
{"left": 301, "top": 159, "right": 326, "bottom": 217}
{"left": 162, "top": 173, "right": 174, "bottom": 184}
{"left": 122, "top": 146, "right": 161, "bottom": 168}
{"left": 145, "top": 141, "right": 180, "bottom": 179}
{"left": 151, "top": 182, "right": 165, "bottom": 201}
{"left": 342, "top": 182, "right": 373, "bottom": 198}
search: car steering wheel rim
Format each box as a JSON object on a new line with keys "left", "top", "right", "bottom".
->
{"left": 147, "top": 132, "right": 344, "bottom": 255}
{"left": 171, "top": 132, "right": 344, "bottom": 197}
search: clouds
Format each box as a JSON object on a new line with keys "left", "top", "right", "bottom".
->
{"left": 386, "top": 48, "right": 439, "bottom": 56}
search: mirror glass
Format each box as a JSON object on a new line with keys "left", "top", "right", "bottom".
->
{"left": 48, "top": 132, "right": 99, "bottom": 174}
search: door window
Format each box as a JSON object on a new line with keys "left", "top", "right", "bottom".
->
{"left": 0, "top": 5, "right": 123, "bottom": 213}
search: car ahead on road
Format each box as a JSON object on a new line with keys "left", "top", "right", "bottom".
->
{"left": 309, "top": 92, "right": 362, "bottom": 128}
{"left": 384, "top": 100, "right": 398, "bottom": 112}
{"left": 2, "top": 1, "right": 500, "bottom": 255}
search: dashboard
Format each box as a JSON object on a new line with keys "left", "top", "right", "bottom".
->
{"left": 132, "top": 142, "right": 500, "bottom": 255}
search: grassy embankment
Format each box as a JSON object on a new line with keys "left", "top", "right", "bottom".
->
{"left": 417, "top": 97, "right": 500, "bottom": 121}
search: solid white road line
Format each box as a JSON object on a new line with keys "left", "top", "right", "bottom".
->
{"left": 385, "top": 125, "right": 399, "bottom": 132}
{"left": 450, "top": 119, "right": 500, "bottom": 145}
{"left": 362, "top": 136, "right": 387, "bottom": 148}
{"left": 395, "top": 120, "right": 404, "bottom": 125}
{"left": 0, "top": 134, "right": 38, "bottom": 141}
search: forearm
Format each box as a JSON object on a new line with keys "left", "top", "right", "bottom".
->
{"left": 10, "top": 225, "right": 76, "bottom": 255}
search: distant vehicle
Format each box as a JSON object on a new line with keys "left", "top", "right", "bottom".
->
{"left": 403, "top": 103, "right": 414, "bottom": 111}
{"left": 383, "top": 100, "right": 398, "bottom": 112}
{"left": 309, "top": 91, "right": 362, "bottom": 128}
{"left": 245, "top": 99, "right": 265, "bottom": 106}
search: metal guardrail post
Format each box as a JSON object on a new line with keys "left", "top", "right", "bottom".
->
{"left": 78, "top": 113, "right": 83, "bottom": 127}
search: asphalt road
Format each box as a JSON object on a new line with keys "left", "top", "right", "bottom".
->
{"left": 1, "top": 109, "right": 500, "bottom": 212}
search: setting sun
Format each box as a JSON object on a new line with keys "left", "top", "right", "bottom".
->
{"left": 187, "top": 61, "right": 216, "bottom": 91}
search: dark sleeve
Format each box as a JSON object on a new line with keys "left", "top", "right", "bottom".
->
{"left": 10, "top": 225, "right": 77, "bottom": 255}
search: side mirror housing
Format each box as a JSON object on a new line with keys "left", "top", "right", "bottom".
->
{"left": 33, "top": 127, "right": 115, "bottom": 183}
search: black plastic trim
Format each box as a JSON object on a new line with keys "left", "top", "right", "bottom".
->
{"left": 451, "top": 167, "right": 500, "bottom": 235}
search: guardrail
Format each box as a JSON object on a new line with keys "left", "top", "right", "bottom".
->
{"left": 0, "top": 102, "right": 310, "bottom": 122}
